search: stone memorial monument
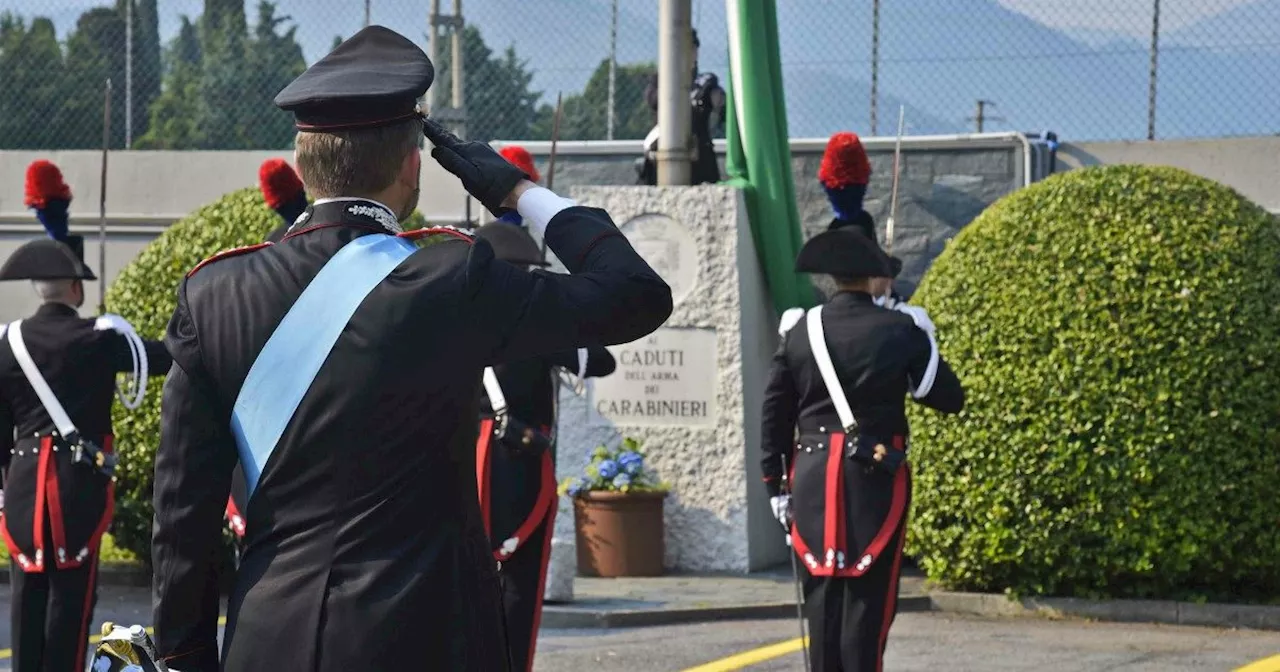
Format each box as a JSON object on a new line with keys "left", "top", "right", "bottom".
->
{"left": 549, "top": 185, "right": 786, "bottom": 574}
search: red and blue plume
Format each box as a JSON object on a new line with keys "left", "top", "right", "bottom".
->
{"left": 499, "top": 146, "right": 540, "bottom": 183}
{"left": 258, "top": 158, "right": 308, "bottom": 226}
{"left": 818, "top": 131, "right": 871, "bottom": 222}
{"left": 24, "top": 160, "right": 72, "bottom": 242}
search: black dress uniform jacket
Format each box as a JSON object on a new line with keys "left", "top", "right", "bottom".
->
{"left": 0, "top": 302, "right": 171, "bottom": 671}
{"left": 152, "top": 200, "right": 672, "bottom": 672}
{"left": 477, "top": 347, "right": 614, "bottom": 672}
{"left": 760, "top": 291, "right": 963, "bottom": 672}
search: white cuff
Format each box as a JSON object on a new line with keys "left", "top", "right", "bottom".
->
{"left": 516, "top": 187, "right": 577, "bottom": 239}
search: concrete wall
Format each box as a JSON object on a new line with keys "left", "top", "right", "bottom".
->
{"left": 1056, "top": 136, "right": 1280, "bottom": 213}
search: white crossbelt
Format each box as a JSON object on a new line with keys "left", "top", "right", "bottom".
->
{"left": 5, "top": 320, "right": 81, "bottom": 439}
{"left": 805, "top": 307, "right": 858, "bottom": 434}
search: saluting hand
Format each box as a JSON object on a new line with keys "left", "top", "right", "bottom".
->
{"left": 422, "top": 117, "right": 533, "bottom": 216}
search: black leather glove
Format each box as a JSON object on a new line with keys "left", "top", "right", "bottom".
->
{"left": 422, "top": 117, "right": 529, "bottom": 216}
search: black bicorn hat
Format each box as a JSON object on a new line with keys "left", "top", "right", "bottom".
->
{"left": 823, "top": 212, "right": 903, "bottom": 278}
{"left": 795, "top": 223, "right": 892, "bottom": 278}
{"left": 274, "top": 26, "right": 434, "bottom": 132}
{"left": 475, "top": 222, "right": 549, "bottom": 267}
{"left": 0, "top": 237, "right": 96, "bottom": 282}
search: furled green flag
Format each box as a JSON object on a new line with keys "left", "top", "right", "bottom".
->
{"left": 723, "top": 0, "right": 816, "bottom": 313}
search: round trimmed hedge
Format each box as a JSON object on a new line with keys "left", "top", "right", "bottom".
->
{"left": 105, "top": 188, "right": 429, "bottom": 563}
{"left": 906, "top": 165, "right": 1280, "bottom": 601}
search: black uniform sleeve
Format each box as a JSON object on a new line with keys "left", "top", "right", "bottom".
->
{"left": 151, "top": 280, "right": 236, "bottom": 672}
{"left": 760, "top": 336, "right": 800, "bottom": 498}
{"left": 472, "top": 206, "right": 673, "bottom": 365}
{"left": 104, "top": 330, "right": 174, "bottom": 376}
{"left": 907, "top": 328, "right": 965, "bottom": 414}
{"left": 0, "top": 394, "right": 12, "bottom": 476}
{"left": 545, "top": 345, "right": 617, "bottom": 378}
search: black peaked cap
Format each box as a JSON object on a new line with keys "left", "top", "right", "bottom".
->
{"left": 275, "top": 26, "right": 434, "bottom": 131}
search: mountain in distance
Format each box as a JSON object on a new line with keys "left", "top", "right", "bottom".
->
{"left": 31, "top": 0, "right": 1280, "bottom": 141}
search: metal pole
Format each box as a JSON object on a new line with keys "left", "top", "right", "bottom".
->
{"left": 975, "top": 100, "right": 984, "bottom": 133}
{"left": 364, "top": 0, "right": 371, "bottom": 27}
{"left": 1147, "top": 0, "right": 1160, "bottom": 141}
{"left": 780, "top": 453, "right": 811, "bottom": 672}
{"left": 607, "top": 0, "right": 618, "bottom": 140}
{"left": 870, "top": 0, "right": 880, "bottom": 135}
{"left": 99, "top": 79, "right": 111, "bottom": 314}
{"left": 451, "top": 0, "right": 466, "bottom": 139}
{"left": 656, "top": 0, "right": 692, "bottom": 185}
{"left": 125, "top": 0, "right": 132, "bottom": 148}
{"left": 427, "top": 0, "right": 440, "bottom": 114}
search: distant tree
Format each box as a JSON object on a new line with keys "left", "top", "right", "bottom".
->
{"left": 0, "top": 15, "right": 67, "bottom": 149}
{"left": 60, "top": 7, "right": 128, "bottom": 149}
{"left": 241, "top": 2, "right": 306, "bottom": 149}
{"left": 120, "top": 0, "right": 162, "bottom": 145}
{"left": 532, "top": 60, "right": 656, "bottom": 141}
{"left": 198, "top": 0, "right": 250, "bottom": 148}
{"left": 135, "top": 17, "right": 204, "bottom": 149}
{"left": 137, "top": 1, "right": 304, "bottom": 149}
{"left": 433, "top": 25, "right": 541, "bottom": 142}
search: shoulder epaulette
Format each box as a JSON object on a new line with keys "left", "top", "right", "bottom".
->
{"left": 397, "top": 226, "right": 474, "bottom": 244}
{"left": 186, "top": 242, "right": 273, "bottom": 278}
{"left": 778, "top": 307, "right": 806, "bottom": 336}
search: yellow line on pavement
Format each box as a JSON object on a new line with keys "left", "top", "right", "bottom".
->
{"left": 1236, "top": 654, "right": 1280, "bottom": 672}
{"left": 680, "top": 636, "right": 808, "bottom": 672}
{"left": 0, "top": 616, "right": 228, "bottom": 659}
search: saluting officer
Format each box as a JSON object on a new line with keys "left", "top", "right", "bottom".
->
{"left": 471, "top": 221, "right": 616, "bottom": 672}
{"left": 150, "top": 26, "right": 671, "bottom": 672}
{"left": 761, "top": 222, "right": 964, "bottom": 671}
{"left": 0, "top": 161, "right": 171, "bottom": 672}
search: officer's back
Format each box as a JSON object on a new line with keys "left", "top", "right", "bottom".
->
{"left": 151, "top": 26, "right": 672, "bottom": 672}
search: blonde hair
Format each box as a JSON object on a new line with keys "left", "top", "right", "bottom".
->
{"left": 294, "top": 118, "right": 421, "bottom": 198}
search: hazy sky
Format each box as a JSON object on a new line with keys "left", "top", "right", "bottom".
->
{"left": 996, "top": 0, "right": 1256, "bottom": 33}
{"left": 18, "top": 0, "right": 1265, "bottom": 40}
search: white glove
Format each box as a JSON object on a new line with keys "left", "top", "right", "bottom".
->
{"left": 769, "top": 495, "right": 791, "bottom": 530}
{"left": 93, "top": 313, "right": 136, "bottom": 335}
{"left": 894, "top": 303, "right": 936, "bottom": 336}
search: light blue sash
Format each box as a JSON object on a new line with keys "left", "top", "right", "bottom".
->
{"left": 230, "top": 234, "right": 416, "bottom": 497}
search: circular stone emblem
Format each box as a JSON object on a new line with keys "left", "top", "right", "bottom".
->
{"left": 618, "top": 213, "right": 698, "bottom": 305}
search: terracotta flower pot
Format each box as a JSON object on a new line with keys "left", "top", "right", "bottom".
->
{"left": 573, "top": 490, "right": 666, "bottom": 577}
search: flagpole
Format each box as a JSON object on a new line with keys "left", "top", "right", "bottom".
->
{"left": 99, "top": 79, "right": 112, "bottom": 314}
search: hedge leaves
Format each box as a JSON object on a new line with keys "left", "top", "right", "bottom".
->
{"left": 907, "top": 165, "right": 1280, "bottom": 601}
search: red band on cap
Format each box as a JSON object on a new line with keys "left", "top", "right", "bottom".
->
{"left": 295, "top": 111, "right": 421, "bottom": 132}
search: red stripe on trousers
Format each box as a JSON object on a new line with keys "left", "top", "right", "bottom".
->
{"left": 524, "top": 501, "right": 557, "bottom": 671}
{"left": 74, "top": 552, "right": 98, "bottom": 671}
{"left": 876, "top": 467, "right": 911, "bottom": 672}
{"left": 475, "top": 419, "right": 495, "bottom": 538}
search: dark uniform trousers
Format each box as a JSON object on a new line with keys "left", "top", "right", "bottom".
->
{"left": 478, "top": 348, "right": 614, "bottom": 672}
{"left": 9, "top": 530, "right": 98, "bottom": 672}
{"left": 761, "top": 292, "right": 964, "bottom": 672}
{"left": 802, "top": 473, "right": 911, "bottom": 672}
{"left": 0, "top": 303, "right": 171, "bottom": 672}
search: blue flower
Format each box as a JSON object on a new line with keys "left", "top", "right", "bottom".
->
{"left": 597, "top": 459, "right": 620, "bottom": 479}
{"left": 566, "top": 477, "right": 587, "bottom": 497}
{"left": 619, "top": 451, "right": 644, "bottom": 476}
{"left": 612, "top": 473, "right": 632, "bottom": 489}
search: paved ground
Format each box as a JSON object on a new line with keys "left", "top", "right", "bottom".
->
{"left": 535, "top": 614, "right": 1280, "bottom": 671}
{"left": 1, "top": 585, "right": 1277, "bottom": 670}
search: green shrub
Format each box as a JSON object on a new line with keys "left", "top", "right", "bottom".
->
{"left": 906, "top": 165, "right": 1280, "bottom": 602}
{"left": 105, "top": 188, "right": 433, "bottom": 563}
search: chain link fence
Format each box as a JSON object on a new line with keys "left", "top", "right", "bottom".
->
{"left": 0, "top": 0, "right": 1276, "bottom": 150}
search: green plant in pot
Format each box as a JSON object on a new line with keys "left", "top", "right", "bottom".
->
{"left": 560, "top": 437, "right": 669, "bottom": 577}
